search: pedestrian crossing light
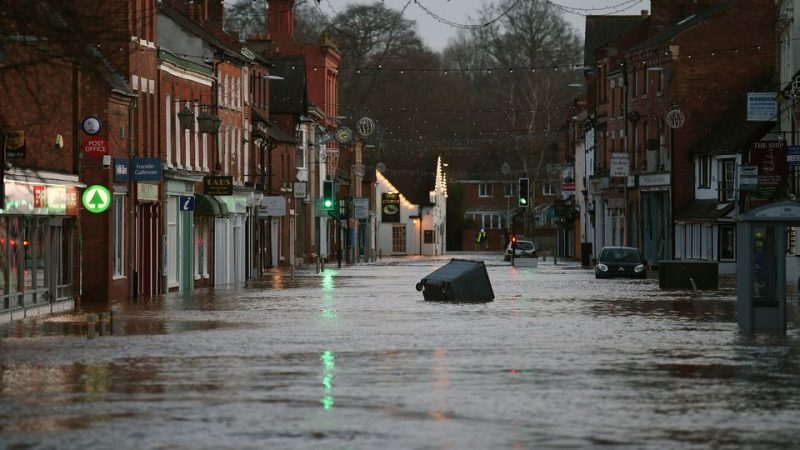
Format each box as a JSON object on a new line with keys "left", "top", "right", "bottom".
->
{"left": 518, "top": 177, "right": 529, "bottom": 208}
{"left": 323, "top": 180, "right": 334, "bottom": 210}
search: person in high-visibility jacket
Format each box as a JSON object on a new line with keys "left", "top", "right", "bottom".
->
{"left": 475, "top": 228, "right": 486, "bottom": 250}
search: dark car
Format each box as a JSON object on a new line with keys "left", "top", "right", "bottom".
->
{"left": 593, "top": 246, "right": 647, "bottom": 279}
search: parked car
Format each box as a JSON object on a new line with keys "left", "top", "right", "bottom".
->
{"left": 593, "top": 246, "right": 647, "bottom": 279}
{"left": 504, "top": 239, "right": 537, "bottom": 261}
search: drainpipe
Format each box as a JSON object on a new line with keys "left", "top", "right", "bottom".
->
{"left": 128, "top": 96, "right": 138, "bottom": 300}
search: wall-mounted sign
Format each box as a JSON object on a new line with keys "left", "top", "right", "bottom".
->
{"left": 381, "top": 192, "right": 400, "bottom": 223}
{"left": 131, "top": 157, "right": 162, "bottom": 182}
{"left": 751, "top": 141, "right": 787, "bottom": 198}
{"left": 739, "top": 165, "right": 758, "bottom": 192}
{"left": 293, "top": 181, "right": 307, "bottom": 199}
{"left": 3, "top": 182, "right": 78, "bottom": 216}
{"left": 204, "top": 176, "right": 233, "bottom": 196}
{"left": 610, "top": 153, "right": 629, "bottom": 177}
{"left": 3, "top": 130, "right": 26, "bottom": 159}
{"left": 747, "top": 92, "right": 777, "bottom": 122}
{"left": 179, "top": 195, "right": 195, "bottom": 211}
{"left": 113, "top": 158, "right": 129, "bottom": 182}
{"left": 259, "top": 196, "right": 285, "bottom": 218}
{"left": 788, "top": 145, "right": 800, "bottom": 167}
{"left": 82, "top": 185, "right": 111, "bottom": 213}
{"left": 638, "top": 173, "right": 671, "bottom": 187}
{"left": 137, "top": 183, "right": 158, "bottom": 202}
{"left": 352, "top": 197, "right": 369, "bottom": 220}
{"left": 81, "top": 116, "right": 102, "bottom": 135}
{"left": 82, "top": 136, "right": 109, "bottom": 158}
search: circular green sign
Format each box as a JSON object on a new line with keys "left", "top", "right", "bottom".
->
{"left": 82, "top": 185, "right": 111, "bottom": 213}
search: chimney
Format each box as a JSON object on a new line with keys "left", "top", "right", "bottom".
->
{"left": 649, "top": 0, "right": 720, "bottom": 35}
{"left": 206, "top": 0, "right": 225, "bottom": 26}
{"left": 267, "top": 0, "right": 295, "bottom": 42}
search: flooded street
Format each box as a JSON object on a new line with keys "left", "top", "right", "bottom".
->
{"left": 2, "top": 253, "right": 800, "bottom": 449}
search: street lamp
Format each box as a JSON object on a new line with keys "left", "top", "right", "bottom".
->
{"left": 177, "top": 105, "right": 194, "bottom": 130}
{"left": 197, "top": 109, "right": 222, "bottom": 134}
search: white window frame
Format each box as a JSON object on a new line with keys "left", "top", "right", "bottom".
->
{"left": 543, "top": 183, "right": 557, "bottom": 196}
{"left": 478, "top": 183, "right": 493, "bottom": 198}
{"left": 112, "top": 194, "right": 125, "bottom": 278}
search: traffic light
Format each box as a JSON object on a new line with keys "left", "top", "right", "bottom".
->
{"left": 518, "top": 177, "right": 529, "bottom": 207}
{"left": 322, "top": 180, "right": 334, "bottom": 210}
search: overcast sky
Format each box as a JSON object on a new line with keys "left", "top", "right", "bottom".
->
{"left": 321, "top": 0, "right": 652, "bottom": 51}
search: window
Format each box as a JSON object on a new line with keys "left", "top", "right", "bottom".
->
{"left": 657, "top": 69, "right": 664, "bottom": 94}
{"left": 698, "top": 156, "right": 710, "bottom": 188}
{"left": 504, "top": 183, "right": 514, "bottom": 197}
{"left": 543, "top": 183, "right": 557, "bottom": 196}
{"left": 424, "top": 230, "right": 435, "bottom": 244}
{"left": 478, "top": 183, "right": 493, "bottom": 197}
{"left": 719, "top": 224, "right": 735, "bottom": 260}
{"left": 480, "top": 214, "right": 503, "bottom": 230}
{"left": 719, "top": 159, "right": 736, "bottom": 202}
{"left": 630, "top": 68, "right": 638, "bottom": 98}
{"left": 113, "top": 194, "right": 125, "bottom": 277}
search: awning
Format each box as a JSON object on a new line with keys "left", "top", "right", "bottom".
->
{"left": 195, "top": 193, "right": 230, "bottom": 216}
{"left": 674, "top": 200, "right": 734, "bottom": 222}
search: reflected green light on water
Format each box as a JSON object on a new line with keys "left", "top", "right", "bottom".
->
{"left": 321, "top": 271, "right": 338, "bottom": 321}
{"left": 320, "top": 350, "right": 336, "bottom": 410}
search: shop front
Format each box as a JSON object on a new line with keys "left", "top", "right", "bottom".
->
{"left": 165, "top": 175, "right": 199, "bottom": 292}
{"left": 0, "top": 174, "right": 80, "bottom": 318}
{"left": 214, "top": 195, "right": 248, "bottom": 286}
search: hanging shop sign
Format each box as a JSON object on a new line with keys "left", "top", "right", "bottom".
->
{"left": 82, "top": 136, "right": 109, "bottom": 158}
{"left": 203, "top": 176, "right": 233, "bottom": 196}
{"left": 82, "top": 185, "right": 112, "bottom": 213}
{"left": 130, "top": 157, "right": 162, "bottom": 182}
{"left": 179, "top": 195, "right": 195, "bottom": 211}
{"left": 381, "top": 192, "right": 400, "bottom": 223}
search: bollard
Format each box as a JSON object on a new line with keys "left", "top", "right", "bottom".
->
{"left": 110, "top": 308, "right": 120, "bottom": 335}
{"left": 87, "top": 313, "right": 97, "bottom": 339}
{"left": 379, "top": 249, "right": 382, "bottom": 260}
{"left": 98, "top": 312, "right": 109, "bottom": 336}
{"left": 316, "top": 258, "right": 321, "bottom": 274}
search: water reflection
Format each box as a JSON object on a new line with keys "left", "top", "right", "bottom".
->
{"left": 320, "top": 350, "right": 335, "bottom": 410}
{"left": 1, "top": 256, "right": 800, "bottom": 448}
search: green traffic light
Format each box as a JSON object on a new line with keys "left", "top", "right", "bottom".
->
{"left": 324, "top": 199, "right": 333, "bottom": 208}
{"left": 520, "top": 198, "right": 527, "bottom": 205}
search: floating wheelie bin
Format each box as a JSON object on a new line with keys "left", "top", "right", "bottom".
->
{"left": 415, "top": 259, "right": 495, "bottom": 302}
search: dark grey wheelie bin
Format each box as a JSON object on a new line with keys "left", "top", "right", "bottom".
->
{"left": 415, "top": 259, "right": 495, "bottom": 302}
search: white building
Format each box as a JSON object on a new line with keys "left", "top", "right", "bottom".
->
{"left": 373, "top": 157, "right": 447, "bottom": 257}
